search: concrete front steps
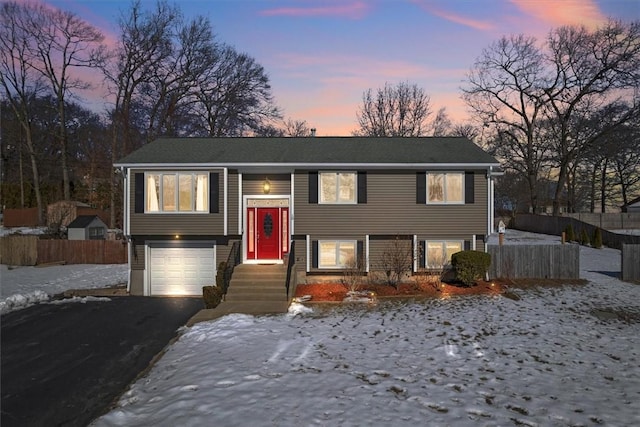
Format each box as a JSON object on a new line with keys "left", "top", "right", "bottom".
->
{"left": 187, "top": 264, "right": 291, "bottom": 325}
{"left": 225, "top": 264, "right": 289, "bottom": 303}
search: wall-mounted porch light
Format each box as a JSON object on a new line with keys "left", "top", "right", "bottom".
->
{"left": 263, "top": 177, "right": 271, "bottom": 194}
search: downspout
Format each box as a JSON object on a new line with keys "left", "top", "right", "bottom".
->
{"left": 487, "top": 166, "right": 494, "bottom": 236}
{"left": 122, "top": 167, "right": 131, "bottom": 293}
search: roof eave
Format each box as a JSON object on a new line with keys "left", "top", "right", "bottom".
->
{"left": 114, "top": 162, "right": 502, "bottom": 170}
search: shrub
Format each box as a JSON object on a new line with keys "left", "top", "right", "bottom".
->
{"left": 592, "top": 227, "right": 603, "bottom": 249}
{"left": 580, "top": 228, "right": 590, "bottom": 246}
{"left": 451, "top": 250, "right": 491, "bottom": 286}
{"left": 202, "top": 285, "right": 224, "bottom": 309}
{"left": 377, "top": 236, "right": 415, "bottom": 289}
{"left": 564, "top": 224, "right": 575, "bottom": 242}
{"left": 216, "top": 262, "right": 227, "bottom": 287}
{"left": 341, "top": 256, "right": 364, "bottom": 292}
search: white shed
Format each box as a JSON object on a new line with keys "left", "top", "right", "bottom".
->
{"left": 67, "top": 215, "right": 108, "bottom": 240}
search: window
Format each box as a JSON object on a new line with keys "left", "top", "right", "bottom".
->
{"left": 427, "top": 172, "right": 464, "bottom": 204}
{"left": 426, "top": 240, "right": 463, "bottom": 268}
{"left": 319, "top": 240, "right": 356, "bottom": 268}
{"left": 320, "top": 172, "right": 356, "bottom": 204}
{"left": 89, "top": 227, "right": 105, "bottom": 240}
{"left": 146, "top": 173, "right": 208, "bottom": 213}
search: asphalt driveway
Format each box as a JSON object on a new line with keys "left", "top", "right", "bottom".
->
{"left": 1, "top": 296, "right": 204, "bottom": 427}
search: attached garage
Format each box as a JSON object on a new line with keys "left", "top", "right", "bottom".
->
{"left": 147, "top": 242, "right": 216, "bottom": 296}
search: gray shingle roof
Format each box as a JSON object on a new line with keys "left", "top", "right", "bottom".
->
{"left": 67, "top": 215, "right": 104, "bottom": 229}
{"left": 115, "top": 137, "right": 499, "bottom": 167}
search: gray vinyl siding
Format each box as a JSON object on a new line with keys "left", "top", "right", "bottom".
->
{"left": 242, "top": 174, "right": 291, "bottom": 196}
{"left": 228, "top": 171, "right": 239, "bottom": 234}
{"left": 294, "top": 170, "right": 488, "bottom": 236}
{"left": 129, "top": 169, "right": 225, "bottom": 235}
{"left": 131, "top": 244, "right": 146, "bottom": 269}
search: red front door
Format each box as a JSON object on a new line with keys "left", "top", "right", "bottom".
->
{"left": 247, "top": 206, "right": 289, "bottom": 261}
{"left": 257, "top": 208, "right": 279, "bottom": 259}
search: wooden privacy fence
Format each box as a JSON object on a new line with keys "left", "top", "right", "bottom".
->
{"left": 0, "top": 235, "right": 38, "bottom": 265}
{"left": 0, "top": 236, "right": 127, "bottom": 265}
{"left": 513, "top": 214, "right": 640, "bottom": 250}
{"left": 622, "top": 244, "right": 640, "bottom": 282}
{"left": 487, "top": 244, "right": 580, "bottom": 279}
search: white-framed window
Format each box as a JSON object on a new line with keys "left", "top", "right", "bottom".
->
{"left": 427, "top": 172, "right": 464, "bottom": 204}
{"left": 319, "top": 240, "right": 356, "bottom": 268}
{"left": 146, "top": 173, "right": 208, "bottom": 213}
{"left": 425, "top": 240, "right": 463, "bottom": 268}
{"left": 320, "top": 172, "right": 356, "bottom": 204}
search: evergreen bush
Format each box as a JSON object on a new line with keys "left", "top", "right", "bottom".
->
{"left": 565, "top": 224, "right": 575, "bottom": 242}
{"left": 592, "top": 228, "right": 603, "bottom": 249}
{"left": 580, "top": 228, "right": 590, "bottom": 246}
{"left": 202, "top": 285, "right": 224, "bottom": 309}
{"left": 216, "top": 262, "right": 227, "bottom": 287}
{"left": 451, "top": 250, "right": 491, "bottom": 287}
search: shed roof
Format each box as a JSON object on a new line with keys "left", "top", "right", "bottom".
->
{"left": 67, "top": 215, "right": 106, "bottom": 229}
{"left": 115, "top": 137, "right": 500, "bottom": 168}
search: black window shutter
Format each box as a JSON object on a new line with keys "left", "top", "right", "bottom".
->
{"left": 357, "top": 240, "right": 364, "bottom": 267}
{"left": 357, "top": 172, "right": 367, "bottom": 204}
{"left": 419, "top": 241, "right": 426, "bottom": 269}
{"left": 464, "top": 240, "right": 471, "bottom": 251}
{"left": 465, "top": 171, "right": 475, "bottom": 204}
{"left": 210, "top": 173, "right": 219, "bottom": 213}
{"left": 312, "top": 240, "right": 318, "bottom": 268}
{"left": 309, "top": 172, "right": 318, "bottom": 204}
{"left": 416, "top": 172, "right": 426, "bottom": 204}
{"left": 134, "top": 173, "right": 144, "bottom": 213}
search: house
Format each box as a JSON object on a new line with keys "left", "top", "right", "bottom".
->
{"left": 67, "top": 215, "right": 108, "bottom": 240}
{"left": 621, "top": 196, "right": 640, "bottom": 213}
{"left": 114, "top": 137, "right": 502, "bottom": 296}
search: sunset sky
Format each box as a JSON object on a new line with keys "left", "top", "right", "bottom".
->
{"left": 39, "top": 0, "right": 639, "bottom": 135}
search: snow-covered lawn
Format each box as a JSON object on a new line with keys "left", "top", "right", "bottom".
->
{"left": 92, "top": 232, "right": 640, "bottom": 427}
{"left": 0, "top": 263, "right": 128, "bottom": 314}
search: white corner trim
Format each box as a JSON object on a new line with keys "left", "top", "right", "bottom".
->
{"left": 238, "top": 173, "right": 243, "bottom": 235}
{"left": 413, "top": 235, "right": 418, "bottom": 273}
{"left": 365, "top": 234, "right": 370, "bottom": 273}
{"left": 306, "top": 235, "right": 310, "bottom": 273}
{"left": 290, "top": 173, "right": 295, "bottom": 235}
{"left": 224, "top": 168, "right": 228, "bottom": 236}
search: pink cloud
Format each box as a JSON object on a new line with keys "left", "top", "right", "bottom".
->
{"left": 269, "top": 52, "right": 472, "bottom": 136}
{"left": 508, "top": 0, "right": 607, "bottom": 29}
{"left": 260, "top": 1, "right": 369, "bottom": 19}
{"left": 411, "top": 0, "right": 495, "bottom": 31}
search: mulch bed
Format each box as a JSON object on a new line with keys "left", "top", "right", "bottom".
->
{"left": 294, "top": 280, "right": 508, "bottom": 302}
{"left": 294, "top": 278, "right": 590, "bottom": 303}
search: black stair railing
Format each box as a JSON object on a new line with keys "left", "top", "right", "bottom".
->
{"left": 285, "top": 241, "right": 295, "bottom": 299}
{"left": 222, "top": 241, "right": 242, "bottom": 295}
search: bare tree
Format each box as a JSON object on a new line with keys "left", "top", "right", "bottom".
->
{"left": 22, "top": 2, "right": 106, "bottom": 201}
{"left": 543, "top": 21, "right": 640, "bottom": 214}
{"left": 430, "top": 107, "right": 452, "bottom": 136}
{"left": 0, "top": 2, "right": 46, "bottom": 223}
{"left": 449, "top": 123, "right": 480, "bottom": 141}
{"left": 355, "top": 81, "right": 431, "bottom": 137}
{"left": 106, "top": 0, "right": 179, "bottom": 226}
{"left": 282, "top": 118, "right": 312, "bottom": 137}
{"left": 462, "top": 34, "right": 550, "bottom": 213}
{"left": 193, "top": 45, "right": 281, "bottom": 137}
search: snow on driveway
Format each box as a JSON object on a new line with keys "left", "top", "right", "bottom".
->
{"left": 92, "top": 233, "right": 640, "bottom": 427}
{"left": 0, "top": 264, "right": 128, "bottom": 314}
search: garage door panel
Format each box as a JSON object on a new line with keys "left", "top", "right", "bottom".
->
{"left": 149, "top": 245, "right": 216, "bottom": 296}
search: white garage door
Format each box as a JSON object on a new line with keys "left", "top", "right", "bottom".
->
{"left": 149, "top": 245, "right": 216, "bottom": 296}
